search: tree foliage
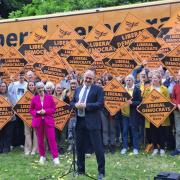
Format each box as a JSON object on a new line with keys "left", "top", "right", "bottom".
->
{"left": 0, "top": 0, "right": 31, "bottom": 18}
{"left": 7, "top": 0, "right": 159, "bottom": 19}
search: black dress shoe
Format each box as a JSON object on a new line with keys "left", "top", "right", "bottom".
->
{"left": 98, "top": 173, "right": 105, "bottom": 180}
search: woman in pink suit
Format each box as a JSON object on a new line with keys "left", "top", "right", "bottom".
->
{"left": 30, "top": 81, "right": 59, "bottom": 165}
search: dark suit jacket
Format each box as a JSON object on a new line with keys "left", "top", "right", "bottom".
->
{"left": 129, "top": 86, "right": 142, "bottom": 127}
{"left": 71, "top": 84, "right": 104, "bottom": 130}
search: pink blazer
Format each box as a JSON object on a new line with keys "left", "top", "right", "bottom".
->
{"left": 30, "top": 94, "right": 56, "bottom": 128}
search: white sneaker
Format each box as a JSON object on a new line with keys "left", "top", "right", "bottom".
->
{"left": 53, "top": 157, "right": 60, "bottom": 165}
{"left": 20, "top": 145, "right": 24, "bottom": 149}
{"left": 31, "top": 151, "right": 36, "bottom": 155}
{"left": 39, "top": 156, "right": 46, "bottom": 164}
{"left": 133, "top": 149, "right": 139, "bottom": 155}
{"left": 121, "top": 148, "right": 127, "bottom": 155}
{"left": 25, "top": 151, "right": 30, "bottom": 155}
{"left": 152, "top": 149, "right": 159, "bottom": 156}
{"left": 10, "top": 146, "right": 14, "bottom": 151}
{"left": 160, "top": 149, "right": 165, "bottom": 156}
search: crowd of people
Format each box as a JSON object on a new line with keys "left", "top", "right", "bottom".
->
{"left": 0, "top": 62, "right": 179, "bottom": 179}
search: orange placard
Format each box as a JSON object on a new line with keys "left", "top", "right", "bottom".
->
{"left": 148, "top": 43, "right": 171, "bottom": 69}
{"left": 89, "top": 50, "right": 107, "bottom": 77}
{"left": 18, "top": 28, "right": 48, "bottom": 60}
{"left": 151, "top": 43, "right": 171, "bottom": 61}
{"left": 0, "top": 46, "right": 28, "bottom": 78}
{"left": 58, "top": 40, "right": 79, "bottom": 58}
{"left": 158, "top": 11, "right": 180, "bottom": 39}
{"left": 0, "top": 96, "right": 14, "bottom": 129}
{"left": 57, "top": 40, "right": 80, "bottom": 71}
{"left": 108, "top": 46, "right": 138, "bottom": 77}
{"left": 85, "top": 23, "right": 115, "bottom": 57}
{"left": 163, "top": 25, "right": 180, "bottom": 50}
{"left": 127, "top": 48, "right": 142, "bottom": 64}
{"left": 43, "top": 22, "right": 81, "bottom": 52}
{"left": 53, "top": 96, "right": 72, "bottom": 131}
{"left": 41, "top": 55, "right": 68, "bottom": 84}
{"left": 110, "top": 13, "right": 154, "bottom": 48}
{"left": 161, "top": 45, "right": 180, "bottom": 77}
{"left": 104, "top": 79, "right": 132, "bottom": 116}
{"left": 0, "top": 69, "right": 18, "bottom": 85}
{"left": 13, "top": 91, "right": 34, "bottom": 127}
{"left": 66, "top": 44, "right": 94, "bottom": 75}
{"left": 23, "top": 53, "right": 37, "bottom": 75}
{"left": 102, "top": 53, "right": 119, "bottom": 77}
{"left": 33, "top": 51, "right": 54, "bottom": 80}
{"left": 129, "top": 30, "right": 161, "bottom": 62}
{"left": 137, "top": 89, "right": 175, "bottom": 128}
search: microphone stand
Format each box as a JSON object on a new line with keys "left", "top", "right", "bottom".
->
{"left": 59, "top": 123, "right": 97, "bottom": 180}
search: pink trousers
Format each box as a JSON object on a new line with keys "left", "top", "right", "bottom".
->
{"left": 35, "top": 121, "right": 58, "bottom": 158}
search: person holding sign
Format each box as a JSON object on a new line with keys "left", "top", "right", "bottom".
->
{"left": 54, "top": 83, "right": 67, "bottom": 154}
{"left": 171, "top": 70, "right": 180, "bottom": 156}
{"left": 30, "top": 82, "right": 59, "bottom": 165}
{"left": 62, "top": 79, "right": 78, "bottom": 152}
{"left": 120, "top": 75, "right": 142, "bottom": 155}
{"left": 24, "top": 81, "right": 38, "bottom": 155}
{"left": 8, "top": 71, "right": 27, "bottom": 148}
{"left": 0, "top": 82, "right": 13, "bottom": 153}
{"left": 71, "top": 69, "right": 105, "bottom": 180}
{"left": 144, "top": 71, "right": 170, "bottom": 156}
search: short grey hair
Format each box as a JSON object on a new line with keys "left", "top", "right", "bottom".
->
{"left": 36, "top": 81, "right": 45, "bottom": 89}
{"left": 26, "top": 70, "right": 34, "bottom": 76}
{"left": 125, "top": 74, "right": 135, "bottom": 82}
{"left": 45, "top": 81, "right": 55, "bottom": 91}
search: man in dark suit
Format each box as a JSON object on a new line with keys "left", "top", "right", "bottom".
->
{"left": 71, "top": 69, "right": 105, "bottom": 180}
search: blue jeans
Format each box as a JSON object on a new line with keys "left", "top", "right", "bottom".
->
{"left": 122, "top": 115, "right": 139, "bottom": 150}
{"left": 114, "top": 112, "right": 122, "bottom": 142}
{"left": 122, "top": 116, "right": 129, "bottom": 149}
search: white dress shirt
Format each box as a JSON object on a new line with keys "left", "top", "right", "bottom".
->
{"left": 79, "top": 85, "right": 91, "bottom": 103}
{"left": 78, "top": 85, "right": 91, "bottom": 117}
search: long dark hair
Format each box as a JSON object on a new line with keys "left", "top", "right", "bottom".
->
{"left": 27, "top": 81, "right": 36, "bottom": 94}
{"left": 0, "top": 81, "right": 8, "bottom": 96}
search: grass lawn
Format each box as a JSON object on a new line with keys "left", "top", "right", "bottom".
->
{"left": 0, "top": 148, "right": 180, "bottom": 180}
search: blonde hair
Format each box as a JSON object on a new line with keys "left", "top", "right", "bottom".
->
{"left": 45, "top": 81, "right": 55, "bottom": 91}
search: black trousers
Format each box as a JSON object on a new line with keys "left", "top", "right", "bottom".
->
{"left": 150, "top": 124, "right": 167, "bottom": 149}
{"left": 12, "top": 116, "right": 25, "bottom": 146}
{"left": 0, "top": 121, "right": 14, "bottom": 152}
{"left": 76, "top": 117, "right": 105, "bottom": 175}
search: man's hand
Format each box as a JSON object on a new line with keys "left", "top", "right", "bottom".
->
{"left": 79, "top": 103, "right": 86, "bottom": 108}
{"left": 75, "top": 102, "right": 86, "bottom": 109}
{"left": 75, "top": 102, "right": 81, "bottom": 109}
